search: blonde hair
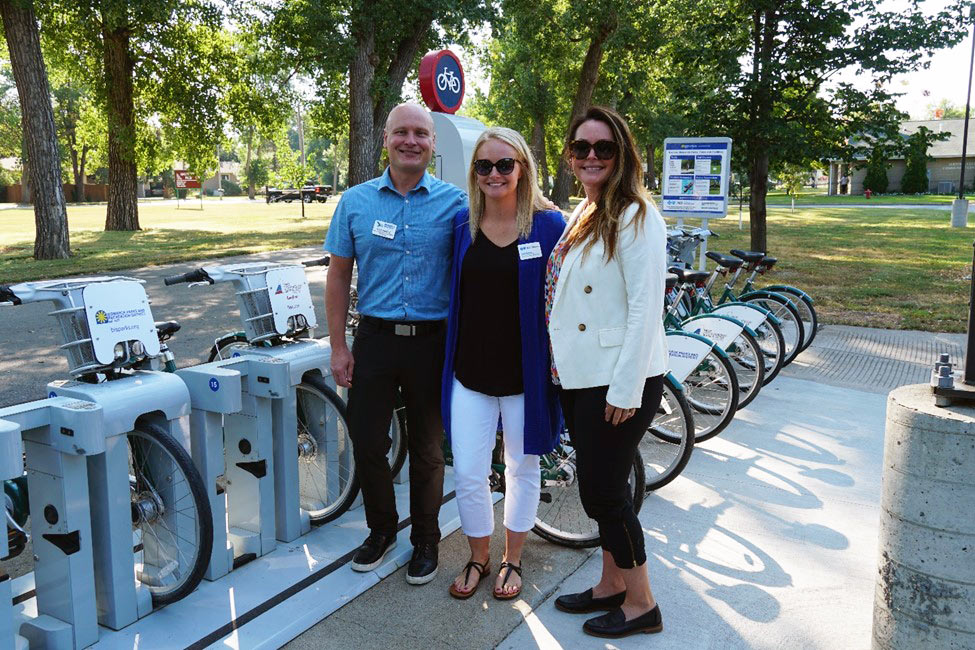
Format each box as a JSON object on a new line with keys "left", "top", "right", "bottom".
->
{"left": 563, "top": 106, "right": 651, "bottom": 261}
{"left": 467, "top": 127, "right": 549, "bottom": 240}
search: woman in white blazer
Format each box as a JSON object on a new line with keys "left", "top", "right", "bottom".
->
{"left": 545, "top": 106, "right": 668, "bottom": 639}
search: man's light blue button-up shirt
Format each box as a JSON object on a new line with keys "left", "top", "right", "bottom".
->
{"left": 324, "top": 168, "right": 467, "bottom": 321}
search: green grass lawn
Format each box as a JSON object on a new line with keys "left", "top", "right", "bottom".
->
{"left": 0, "top": 199, "right": 337, "bottom": 283}
{"left": 3, "top": 198, "right": 973, "bottom": 332}
{"left": 763, "top": 189, "right": 962, "bottom": 205}
{"left": 699, "top": 206, "right": 972, "bottom": 332}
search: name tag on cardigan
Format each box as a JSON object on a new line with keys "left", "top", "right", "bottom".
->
{"left": 518, "top": 242, "right": 542, "bottom": 260}
{"left": 372, "top": 220, "right": 397, "bottom": 239}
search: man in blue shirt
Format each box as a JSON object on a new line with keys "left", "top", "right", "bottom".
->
{"left": 324, "top": 103, "right": 466, "bottom": 585}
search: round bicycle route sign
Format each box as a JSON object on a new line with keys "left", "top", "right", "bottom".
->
{"left": 419, "top": 50, "right": 465, "bottom": 114}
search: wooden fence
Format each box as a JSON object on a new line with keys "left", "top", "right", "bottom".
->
{"left": 3, "top": 183, "right": 109, "bottom": 203}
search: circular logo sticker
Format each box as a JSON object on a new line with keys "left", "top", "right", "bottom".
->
{"left": 48, "top": 391, "right": 57, "bottom": 398}
{"left": 209, "top": 378, "right": 220, "bottom": 392}
{"left": 419, "top": 50, "right": 465, "bottom": 114}
{"left": 232, "top": 352, "right": 241, "bottom": 358}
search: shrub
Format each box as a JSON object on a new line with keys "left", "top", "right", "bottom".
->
{"left": 862, "top": 145, "right": 889, "bottom": 194}
{"left": 221, "top": 178, "right": 242, "bottom": 196}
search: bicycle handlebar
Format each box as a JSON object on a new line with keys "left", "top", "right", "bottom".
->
{"left": 163, "top": 269, "right": 213, "bottom": 286}
{"left": 302, "top": 256, "right": 330, "bottom": 268}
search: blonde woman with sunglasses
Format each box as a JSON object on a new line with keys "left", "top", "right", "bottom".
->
{"left": 440, "top": 127, "right": 565, "bottom": 601}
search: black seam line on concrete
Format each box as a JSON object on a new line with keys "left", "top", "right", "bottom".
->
{"left": 886, "top": 604, "right": 975, "bottom": 635}
{"left": 185, "top": 489, "right": 457, "bottom": 650}
{"left": 882, "top": 508, "right": 974, "bottom": 532}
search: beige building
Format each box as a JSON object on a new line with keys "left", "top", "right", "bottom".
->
{"left": 828, "top": 119, "right": 975, "bottom": 195}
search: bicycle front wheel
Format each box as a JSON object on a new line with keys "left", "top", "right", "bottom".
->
{"left": 128, "top": 422, "right": 212, "bottom": 606}
{"left": 683, "top": 348, "right": 739, "bottom": 442}
{"left": 296, "top": 376, "right": 359, "bottom": 524}
{"left": 532, "top": 434, "right": 645, "bottom": 549}
{"left": 743, "top": 294, "right": 804, "bottom": 366}
{"left": 644, "top": 378, "right": 695, "bottom": 491}
{"left": 725, "top": 328, "right": 765, "bottom": 409}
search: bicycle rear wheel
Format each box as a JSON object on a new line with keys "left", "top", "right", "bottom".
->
{"left": 532, "top": 433, "right": 645, "bottom": 549}
{"left": 742, "top": 294, "right": 804, "bottom": 366}
{"left": 296, "top": 375, "right": 359, "bottom": 525}
{"left": 644, "top": 378, "right": 695, "bottom": 491}
{"left": 724, "top": 328, "right": 765, "bottom": 409}
{"left": 128, "top": 421, "right": 212, "bottom": 606}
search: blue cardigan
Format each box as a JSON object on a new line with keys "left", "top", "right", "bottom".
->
{"left": 441, "top": 208, "right": 566, "bottom": 455}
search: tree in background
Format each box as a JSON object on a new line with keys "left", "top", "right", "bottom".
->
{"left": 266, "top": 0, "right": 489, "bottom": 186}
{"left": 778, "top": 163, "right": 807, "bottom": 212}
{"left": 862, "top": 144, "right": 890, "bottom": 194}
{"left": 1, "top": 0, "right": 69, "bottom": 259}
{"left": 661, "top": 0, "right": 968, "bottom": 252}
{"left": 927, "top": 98, "right": 965, "bottom": 119}
{"left": 901, "top": 126, "right": 946, "bottom": 193}
{"left": 41, "top": 0, "right": 229, "bottom": 231}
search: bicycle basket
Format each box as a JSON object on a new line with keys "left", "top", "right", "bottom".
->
{"left": 228, "top": 264, "right": 316, "bottom": 343}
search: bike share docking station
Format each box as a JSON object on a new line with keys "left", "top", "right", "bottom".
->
{"left": 171, "top": 261, "right": 336, "bottom": 579}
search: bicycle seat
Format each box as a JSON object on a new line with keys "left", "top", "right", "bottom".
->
{"left": 705, "top": 251, "right": 744, "bottom": 269}
{"left": 758, "top": 256, "right": 777, "bottom": 270}
{"left": 666, "top": 273, "right": 678, "bottom": 290}
{"left": 730, "top": 249, "right": 766, "bottom": 263}
{"left": 668, "top": 267, "right": 710, "bottom": 284}
{"left": 155, "top": 321, "right": 181, "bottom": 340}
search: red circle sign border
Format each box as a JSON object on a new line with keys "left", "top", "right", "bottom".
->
{"left": 419, "top": 50, "right": 465, "bottom": 114}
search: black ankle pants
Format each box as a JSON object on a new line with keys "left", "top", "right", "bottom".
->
{"left": 558, "top": 375, "right": 664, "bottom": 569}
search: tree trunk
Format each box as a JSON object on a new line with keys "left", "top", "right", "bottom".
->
{"left": 531, "top": 115, "right": 550, "bottom": 197}
{"left": 347, "top": 7, "right": 377, "bottom": 187}
{"left": 550, "top": 16, "right": 616, "bottom": 207}
{"left": 245, "top": 127, "right": 255, "bottom": 200}
{"left": 1, "top": 0, "right": 70, "bottom": 259}
{"left": 646, "top": 143, "right": 655, "bottom": 191}
{"left": 103, "top": 26, "right": 139, "bottom": 230}
{"left": 748, "top": 147, "right": 769, "bottom": 252}
{"left": 77, "top": 146, "right": 87, "bottom": 202}
{"left": 20, "top": 155, "right": 29, "bottom": 204}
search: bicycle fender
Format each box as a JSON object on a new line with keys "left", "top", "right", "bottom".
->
{"left": 739, "top": 289, "right": 799, "bottom": 309}
{"left": 664, "top": 371, "right": 684, "bottom": 392}
{"left": 762, "top": 284, "right": 814, "bottom": 305}
{"left": 665, "top": 331, "right": 724, "bottom": 384}
{"left": 214, "top": 331, "right": 247, "bottom": 349}
{"left": 681, "top": 313, "right": 758, "bottom": 340}
{"left": 710, "top": 300, "right": 782, "bottom": 327}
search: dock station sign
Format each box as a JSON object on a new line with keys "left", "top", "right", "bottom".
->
{"left": 174, "top": 170, "right": 201, "bottom": 189}
{"left": 419, "top": 50, "right": 465, "bottom": 114}
{"left": 661, "top": 138, "right": 732, "bottom": 219}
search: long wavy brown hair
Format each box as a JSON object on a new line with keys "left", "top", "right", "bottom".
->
{"left": 563, "top": 106, "right": 650, "bottom": 262}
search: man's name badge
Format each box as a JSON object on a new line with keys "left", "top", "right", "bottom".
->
{"left": 518, "top": 242, "right": 542, "bottom": 260}
{"left": 372, "top": 220, "right": 397, "bottom": 239}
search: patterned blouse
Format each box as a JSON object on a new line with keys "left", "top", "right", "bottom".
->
{"left": 544, "top": 236, "right": 572, "bottom": 384}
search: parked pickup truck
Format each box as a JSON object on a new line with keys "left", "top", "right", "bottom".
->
{"left": 265, "top": 184, "right": 333, "bottom": 204}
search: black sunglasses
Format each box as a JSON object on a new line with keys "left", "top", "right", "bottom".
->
{"left": 568, "top": 139, "right": 618, "bottom": 160}
{"left": 473, "top": 158, "right": 519, "bottom": 176}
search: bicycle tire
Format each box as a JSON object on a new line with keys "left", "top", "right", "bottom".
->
{"left": 532, "top": 435, "right": 645, "bottom": 549}
{"left": 128, "top": 421, "right": 213, "bottom": 606}
{"left": 752, "top": 315, "right": 786, "bottom": 385}
{"left": 644, "top": 378, "right": 695, "bottom": 492}
{"left": 725, "top": 328, "right": 765, "bottom": 409}
{"left": 784, "top": 290, "right": 818, "bottom": 352}
{"left": 207, "top": 333, "right": 249, "bottom": 362}
{"left": 683, "top": 348, "right": 739, "bottom": 442}
{"left": 742, "top": 293, "right": 804, "bottom": 366}
{"left": 296, "top": 375, "right": 359, "bottom": 524}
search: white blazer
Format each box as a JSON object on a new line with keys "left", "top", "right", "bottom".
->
{"left": 548, "top": 198, "right": 668, "bottom": 409}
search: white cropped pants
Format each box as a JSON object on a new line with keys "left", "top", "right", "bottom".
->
{"left": 450, "top": 377, "right": 541, "bottom": 537}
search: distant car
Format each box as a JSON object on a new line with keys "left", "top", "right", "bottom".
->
{"left": 265, "top": 184, "right": 333, "bottom": 204}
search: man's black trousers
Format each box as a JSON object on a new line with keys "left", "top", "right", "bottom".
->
{"left": 346, "top": 320, "right": 446, "bottom": 545}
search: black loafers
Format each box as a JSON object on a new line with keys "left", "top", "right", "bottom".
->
{"left": 350, "top": 533, "right": 397, "bottom": 572}
{"left": 554, "top": 588, "right": 626, "bottom": 614}
{"left": 406, "top": 542, "right": 438, "bottom": 585}
{"left": 583, "top": 605, "right": 663, "bottom": 638}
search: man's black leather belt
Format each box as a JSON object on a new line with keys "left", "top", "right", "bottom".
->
{"left": 359, "top": 315, "right": 445, "bottom": 336}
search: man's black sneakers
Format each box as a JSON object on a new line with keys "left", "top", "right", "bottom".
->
{"left": 406, "top": 543, "right": 438, "bottom": 585}
{"left": 350, "top": 533, "right": 397, "bottom": 572}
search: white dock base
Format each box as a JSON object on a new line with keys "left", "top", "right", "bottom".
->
{"left": 12, "top": 469, "right": 488, "bottom": 649}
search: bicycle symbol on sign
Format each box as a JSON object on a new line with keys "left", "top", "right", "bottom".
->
{"left": 437, "top": 68, "right": 461, "bottom": 94}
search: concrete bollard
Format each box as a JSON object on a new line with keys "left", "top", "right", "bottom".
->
{"left": 873, "top": 384, "right": 975, "bottom": 649}
{"left": 951, "top": 198, "right": 968, "bottom": 228}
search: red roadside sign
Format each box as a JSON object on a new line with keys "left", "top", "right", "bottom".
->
{"left": 174, "top": 170, "right": 201, "bottom": 189}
